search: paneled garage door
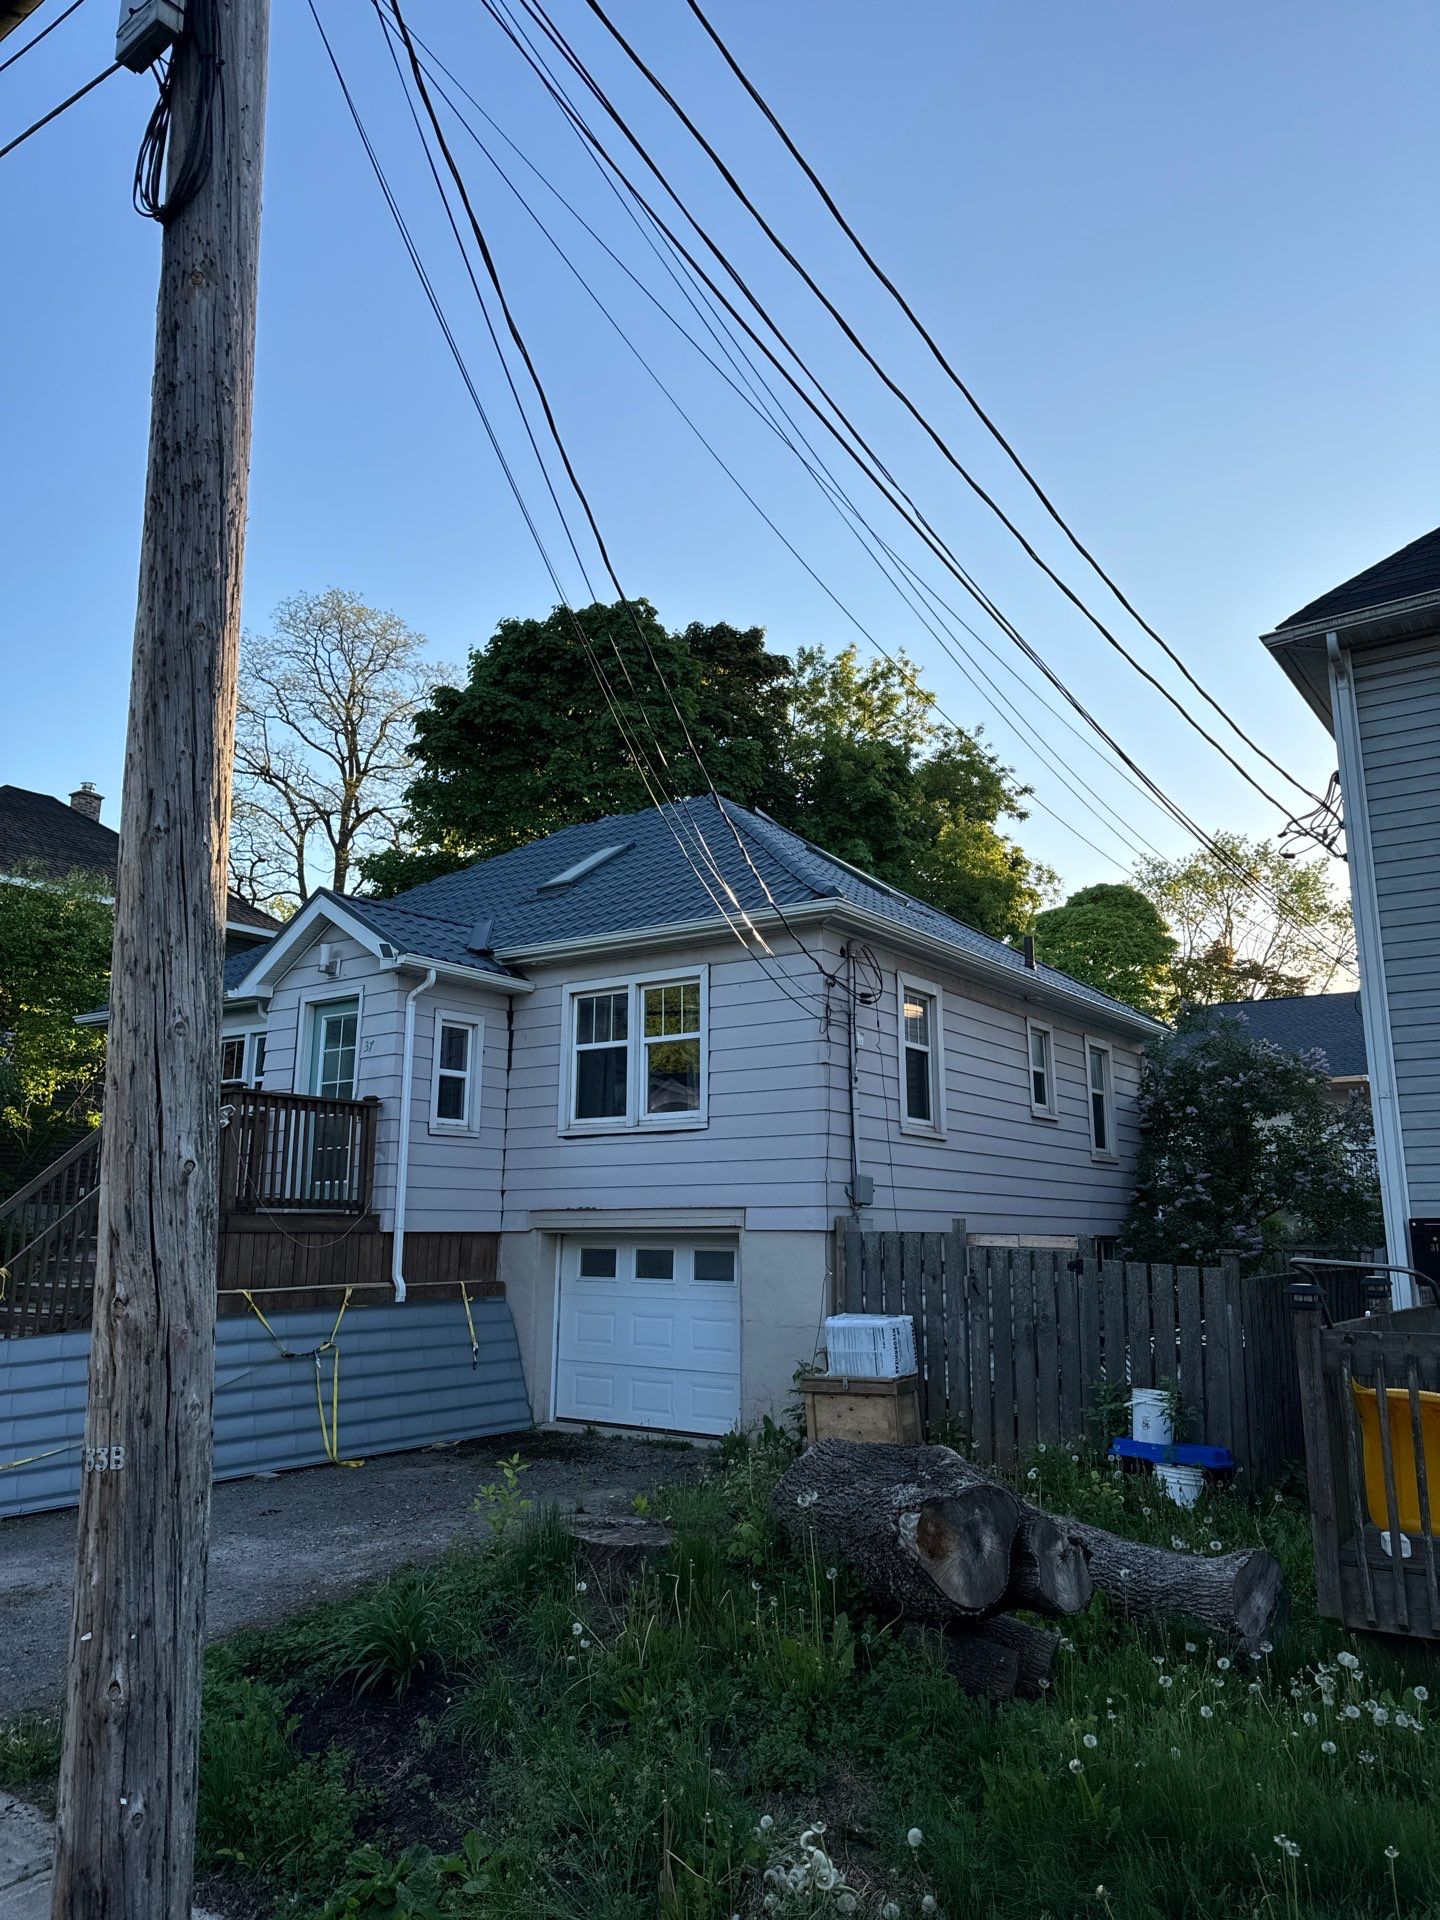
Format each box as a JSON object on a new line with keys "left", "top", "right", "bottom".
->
{"left": 555, "top": 1235, "right": 741, "bottom": 1436}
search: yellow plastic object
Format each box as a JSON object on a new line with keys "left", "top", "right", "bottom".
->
{"left": 1351, "top": 1383, "right": 1440, "bottom": 1535}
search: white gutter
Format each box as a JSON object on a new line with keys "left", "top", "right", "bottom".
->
{"left": 390, "top": 967, "right": 437, "bottom": 1302}
{"left": 1327, "top": 634, "right": 1412, "bottom": 1301}
{"left": 391, "top": 952, "right": 533, "bottom": 994}
{"left": 497, "top": 900, "right": 1165, "bottom": 1041}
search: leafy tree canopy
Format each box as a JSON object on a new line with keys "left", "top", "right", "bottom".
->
{"left": 1033, "top": 883, "right": 1178, "bottom": 1018}
{"left": 361, "top": 608, "right": 1055, "bottom": 940}
{"left": 1131, "top": 832, "right": 1353, "bottom": 1005}
{"left": 1121, "top": 1016, "right": 1382, "bottom": 1266}
{"left": 0, "top": 870, "right": 110, "bottom": 1188}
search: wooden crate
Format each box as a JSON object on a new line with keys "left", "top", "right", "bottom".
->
{"left": 801, "top": 1372, "right": 923, "bottom": 1446}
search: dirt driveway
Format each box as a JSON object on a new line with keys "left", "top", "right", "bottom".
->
{"left": 0, "top": 1429, "right": 702, "bottom": 1720}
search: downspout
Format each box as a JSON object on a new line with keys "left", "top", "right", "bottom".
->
{"left": 1326, "top": 633, "right": 1413, "bottom": 1302}
{"left": 391, "top": 967, "right": 437, "bottom": 1302}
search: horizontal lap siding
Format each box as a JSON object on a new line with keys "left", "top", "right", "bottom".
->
{"left": 1355, "top": 642, "right": 1440, "bottom": 1212}
{"left": 501, "top": 941, "right": 830, "bottom": 1232}
{"left": 820, "top": 928, "right": 1141, "bottom": 1234}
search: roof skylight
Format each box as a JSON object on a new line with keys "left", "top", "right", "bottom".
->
{"left": 536, "top": 842, "right": 631, "bottom": 894}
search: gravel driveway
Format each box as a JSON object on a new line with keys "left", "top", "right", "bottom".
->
{"left": 0, "top": 1429, "right": 702, "bottom": 1720}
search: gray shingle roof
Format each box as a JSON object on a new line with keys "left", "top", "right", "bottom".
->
{"left": 1189, "top": 993, "right": 1368, "bottom": 1079}
{"left": 267, "top": 797, "right": 1156, "bottom": 1028}
{"left": 0, "top": 784, "right": 279, "bottom": 931}
{"left": 1278, "top": 526, "right": 1440, "bottom": 631}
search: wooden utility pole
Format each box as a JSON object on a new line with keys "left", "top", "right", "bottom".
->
{"left": 50, "top": 2, "right": 270, "bottom": 1913}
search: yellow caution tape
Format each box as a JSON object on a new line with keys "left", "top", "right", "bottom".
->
{"left": 241, "top": 1286, "right": 364, "bottom": 1470}
{"left": 460, "top": 1282, "right": 479, "bottom": 1368}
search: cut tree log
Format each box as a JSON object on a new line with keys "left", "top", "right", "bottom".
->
{"left": 905, "top": 1615, "right": 1059, "bottom": 1702}
{"left": 773, "top": 1442, "right": 1023, "bottom": 1623}
{"left": 1057, "top": 1518, "right": 1285, "bottom": 1652}
{"left": 1008, "top": 1509, "right": 1094, "bottom": 1618}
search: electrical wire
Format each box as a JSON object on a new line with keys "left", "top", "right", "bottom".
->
{"left": 133, "top": 0, "right": 217, "bottom": 221}
{"left": 310, "top": 0, "right": 828, "bottom": 1021}
{"left": 469, "top": 0, "right": 1355, "bottom": 972}
{"left": 0, "top": 53, "right": 116, "bottom": 160}
{"left": 372, "top": 16, "right": 1150, "bottom": 878}
{"left": 384, "top": 0, "right": 840, "bottom": 988}
{"left": 0, "top": 0, "right": 87, "bottom": 76}
{"left": 680, "top": 0, "right": 1334, "bottom": 823}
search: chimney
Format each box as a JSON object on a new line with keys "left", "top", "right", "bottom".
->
{"left": 69, "top": 783, "right": 103, "bottom": 822}
{"left": 1022, "top": 934, "right": 1037, "bottom": 970}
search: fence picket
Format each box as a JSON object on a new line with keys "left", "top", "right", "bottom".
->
{"left": 1102, "top": 1258, "right": 1127, "bottom": 1392}
{"left": 1012, "top": 1251, "right": 1038, "bottom": 1459}
{"left": 1127, "top": 1263, "right": 1155, "bottom": 1389}
{"left": 1035, "top": 1252, "right": 1061, "bottom": 1448}
{"left": 967, "top": 1247, "right": 994, "bottom": 1463}
{"left": 945, "top": 1223, "right": 969, "bottom": 1435}
{"left": 1176, "top": 1266, "right": 1204, "bottom": 1442}
{"left": 922, "top": 1234, "right": 947, "bottom": 1436}
{"left": 1056, "top": 1252, "right": 1083, "bottom": 1444}
{"left": 1151, "top": 1261, "right": 1179, "bottom": 1395}
{"left": 991, "top": 1250, "right": 1016, "bottom": 1469}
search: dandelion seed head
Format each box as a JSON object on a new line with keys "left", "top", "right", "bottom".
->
{"left": 1069, "top": 1758, "right": 1084, "bottom": 1773}
{"left": 907, "top": 1827, "right": 924, "bottom": 1848}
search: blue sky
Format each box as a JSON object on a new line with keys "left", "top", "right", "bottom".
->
{"left": 3, "top": 0, "right": 1436, "bottom": 897}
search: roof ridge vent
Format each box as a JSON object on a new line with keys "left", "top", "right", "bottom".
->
{"left": 535, "top": 840, "right": 633, "bottom": 896}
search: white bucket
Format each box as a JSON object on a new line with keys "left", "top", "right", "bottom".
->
{"left": 1131, "top": 1388, "right": 1174, "bottom": 1446}
{"left": 1155, "top": 1462, "right": 1205, "bottom": 1509}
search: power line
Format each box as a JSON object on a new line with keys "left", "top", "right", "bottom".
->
{"left": 470, "top": 0, "right": 1356, "bottom": 972}
{"left": 310, "top": 0, "right": 827, "bottom": 1019}
{"left": 370, "top": 13, "right": 1152, "bottom": 877}
{"left": 679, "top": 0, "right": 1334, "bottom": 826}
{"left": 383, "top": 0, "right": 840, "bottom": 986}
{"left": 0, "top": 54, "right": 118, "bottom": 160}
{"left": 0, "top": 0, "right": 87, "bottom": 76}
{"left": 531, "top": 0, "right": 1340, "bottom": 839}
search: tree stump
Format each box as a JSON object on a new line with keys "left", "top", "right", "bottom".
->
{"left": 567, "top": 1517, "right": 673, "bottom": 1595}
{"left": 773, "top": 1441, "right": 1023, "bottom": 1622}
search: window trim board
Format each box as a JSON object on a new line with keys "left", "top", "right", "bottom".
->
{"left": 1084, "top": 1034, "right": 1119, "bottom": 1161}
{"left": 428, "top": 1005, "right": 484, "bottom": 1135}
{"left": 896, "top": 970, "right": 947, "bottom": 1139}
{"left": 1026, "top": 1017, "right": 1059, "bottom": 1121}
{"left": 558, "top": 963, "right": 710, "bottom": 1135}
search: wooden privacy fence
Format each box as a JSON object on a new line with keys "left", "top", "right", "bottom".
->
{"left": 831, "top": 1220, "right": 1376, "bottom": 1487}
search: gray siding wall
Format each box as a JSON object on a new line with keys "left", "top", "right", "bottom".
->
{"left": 1354, "top": 638, "right": 1440, "bottom": 1213}
{"left": 814, "top": 927, "right": 1143, "bottom": 1235}
{"left": 500, "top": 937, "right": 828, "bottom": 1232}
{"left": 254, "top": 930, "right": 512, "bottom": 1232}
{"left": 0, "top": 1298, "right": 530, "bottom": 1520}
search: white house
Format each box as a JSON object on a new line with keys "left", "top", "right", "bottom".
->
{"left": 217, "top": 796, "right": 1162, "bottom": 1434}
{"left": 1264, "top": 525, "right": 1440, "bottom": 1296}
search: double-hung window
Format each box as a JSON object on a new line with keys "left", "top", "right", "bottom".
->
{"left": 898, "top": 975, "right": 945, "bottom": 1136}
{"left": 1027, "top": 1019, "right": 1058, "bottom": 1120}
{"left": 565, "top": 969, "right": 708, "bottom": 1131}
{"left": 221, "top": 1031, "right": 267, "bottom": 1087}
{"left": 430, "top": 1010, "right": 482, "bottom": 1131}
{"left": 1086, "top": 1039, "right": 1116, "bottom": 1159}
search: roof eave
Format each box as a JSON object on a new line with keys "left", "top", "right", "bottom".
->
{"left": 497, "top": 898, "right": 1166, "bottom": 1038}
{"left": 1263, "top": 585, "right": 1440, "bottom": 734}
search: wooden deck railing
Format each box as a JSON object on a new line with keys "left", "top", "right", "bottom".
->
{"left": 220, "top": 1088, "right": 381, "bottom": 1217}
{"left": 1, "top": 1092, "right": 381, "bottom": 1336}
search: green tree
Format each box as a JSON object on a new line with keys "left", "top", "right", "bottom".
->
{"left": 361, "top": 601, "right": 791, "bottom": 895}
{"left": 1121, "top": 1016, "right": 1382, "bottom": 1265}
{"left": 1032, "top": 883, "right": 1177, "bottom": 1017}
{"left": 1132, "top": 832, "right": 1353, "bottom": 1004}
{"left": 0, "top": 870, "right": 111, "bottom": 1188}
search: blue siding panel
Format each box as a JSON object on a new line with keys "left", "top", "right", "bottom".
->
{"left": 0, "top": 1298, "right": 531, "bottom": 1520}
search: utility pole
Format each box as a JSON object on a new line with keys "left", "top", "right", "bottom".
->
{"left": 50, "top": 2, "right": 270, "bottom": 1913}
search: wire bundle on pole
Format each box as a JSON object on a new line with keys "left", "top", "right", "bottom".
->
{"left": 133, "top": 0, "right": 217, "bottom": 221}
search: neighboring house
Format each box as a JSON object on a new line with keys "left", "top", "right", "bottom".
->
{"left": 208, "top": 796, "right": 1162, "bottom": 1434}
{"left": 1264, "top": 526, "right": 1440, "bottom": 1289}
{"left": 1195, "top": 993, "right": 1369, "bottom": 1104}
{"left": 0, "top": 780, "right": 280, "bottom": 962}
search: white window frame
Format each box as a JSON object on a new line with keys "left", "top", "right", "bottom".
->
{"left": 1085, "top": 1036, "right": 1118, "bottom": 1161}
{"left": 293, "top": 985, "right": 368, "bottom": 1099}
{"left": 428, "top": 1007, "right": 483, "bottom": 1134}
{"left": 1026, "top": 1018, "right": 1058, "bottom": 1121}
{"left": 897, "top": 972, "right": 946, "bottom": 1139}
{"left": 559, "top": 965, "right": 710, "bottom": 1135}
{"left": 221, "top": 1028, "right": 268, "bottom": 1087}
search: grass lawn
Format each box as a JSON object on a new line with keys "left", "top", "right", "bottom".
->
{"left": 4, "top": 1429, "right": 1438, "bottom": 1919}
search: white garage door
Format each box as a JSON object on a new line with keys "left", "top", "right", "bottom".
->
{"left": 555, "top": 1235, "right": 741, "bottom": 1436}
